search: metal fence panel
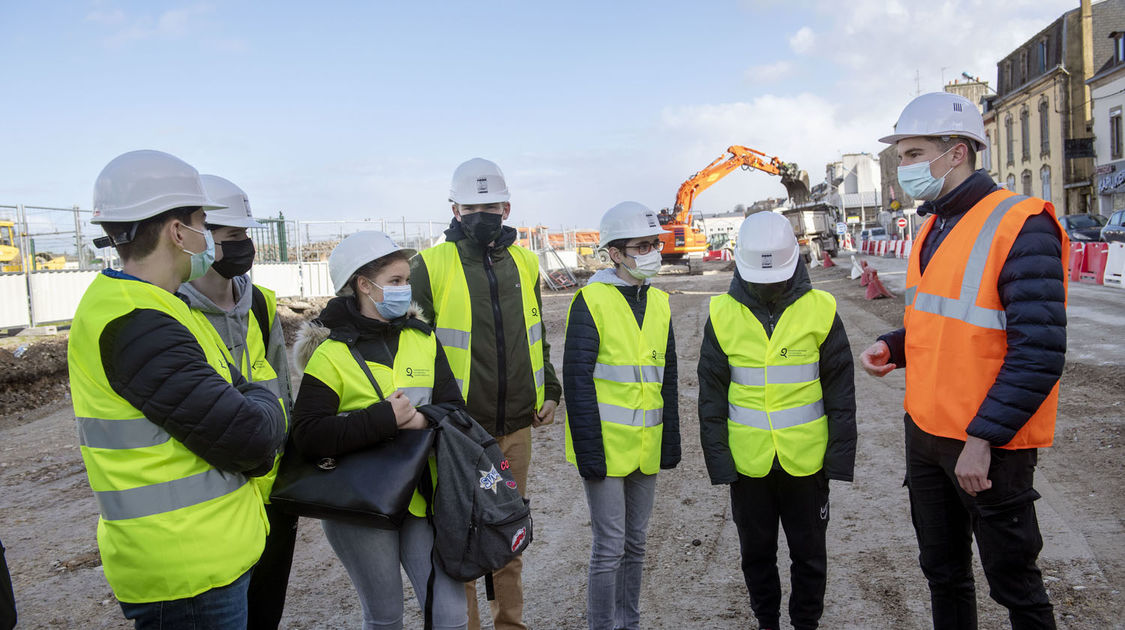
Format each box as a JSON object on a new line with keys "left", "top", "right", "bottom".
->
{"left": 300, "top": 262, "right": 333, "bottom": 297}
{"left": 28, "top": 270, "right": 99, "bottom": 325}
{"left": 0, "top": 274, "right": 30, "bottom": 329}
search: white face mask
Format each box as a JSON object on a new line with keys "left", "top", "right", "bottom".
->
{"left": 625, "top": 249, "right": 662, "bottom": 279}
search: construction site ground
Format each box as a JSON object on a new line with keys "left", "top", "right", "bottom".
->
{"left": 0, "top": 255, "right": 1122, "bottom": 629}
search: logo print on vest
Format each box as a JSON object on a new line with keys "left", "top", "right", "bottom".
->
{"left": 479, "top": 466, "right": 501, "bottom": 493}
{"left": 511, "top": 526, "right": 527, "bottom": 552}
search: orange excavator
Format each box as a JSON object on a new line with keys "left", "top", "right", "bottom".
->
{"left": 658, "top": 145, "right": 810, "bottom": 274}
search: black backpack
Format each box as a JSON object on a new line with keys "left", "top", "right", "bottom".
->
{"left": 419, "top": 404, "right": 533, "bottom": 582}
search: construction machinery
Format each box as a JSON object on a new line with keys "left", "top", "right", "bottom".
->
{"left": 0, "top": 220, "right": 66, "bottom": 272}
{"left": 658, "top": 145, "right": 811, "bottom": 274}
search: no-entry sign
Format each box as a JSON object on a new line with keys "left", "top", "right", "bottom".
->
{"left": 896, "top": 217, "right": 908, "bottom": 228}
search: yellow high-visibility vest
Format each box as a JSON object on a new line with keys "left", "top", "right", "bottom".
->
{"left": 709, "top": 290, "right": 836, "bottom": 477}
{"left": 419, "top": 242, "right": 545, "bottom": 409}
{"left": 68, "top": 273, "right": 268, "bottom": 603}
{"left": 564, "top": 282, "right": 670, "bottom": 476}
{"left": 301, "top": 327, "right": 437, "bottom": 517}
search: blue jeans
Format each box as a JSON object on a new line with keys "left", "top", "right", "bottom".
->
{"left": 119, "top": 568, "right": 252, "bottom": 630}
{"left": 582, "top": 471, "right": 657, "bottom": 630}
{"left": 322, "top": 516, "right": 467, "bottom": 630}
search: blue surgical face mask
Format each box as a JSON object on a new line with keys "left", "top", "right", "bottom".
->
{"left": 897, "top": 145, "right": 956, "bottom": 201}
{"left": 367, "top": 282, "right": 412, "bottom": 319}
{"left": 180, "top": 224, "right": 215, "bottom": 282}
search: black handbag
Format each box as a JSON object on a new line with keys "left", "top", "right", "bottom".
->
{"left": 270, "top": 346, "right": 435, "bottom": 529}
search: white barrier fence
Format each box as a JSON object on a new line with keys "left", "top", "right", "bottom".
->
{"left": 1, "top": 250, "right": 582, "bottom": 330}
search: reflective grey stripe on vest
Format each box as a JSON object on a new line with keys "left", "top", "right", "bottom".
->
{"left": 400, "top": 387, "right": 433, "bottom": 406}
{"left": 594, "top": 363, "right": 664, "bottom": 384}
{"left": 436, "top": 328, "right": 470, "bottom": 350}
{"left": 728, "top": 400, "right": 826, "bottom": 430}
{"left": 730, "top": 362, "right": 819, "bottom": 387}
{"left": 78, "top": 417, "right": 172, "bottom": 450}
{"left": 455, "top": 378, "right": 465, "bottom": 394}
{"left": 906, "top": 195, "right": 1027, "bottom": 331}
{"left": 598, "top": 402, "right": 663, "bottom": 427}
{"left": 94, "top": 468, "right": 248, "bottom": 521}
{"left": 528, "top": 322, "right": 542, "bottom": 346}
{"left": 534, "top": 368, "right": 545, "bottom": 389}
{"left": 252, "top": 378, "right": 281, "bottom": 398}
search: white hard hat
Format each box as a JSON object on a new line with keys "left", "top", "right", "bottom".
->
{"left": 879, "top": 92, "right": 987, "bottom": 151}
{"left": 598, "top": 201, "right": 669, "bottom": 247}
{"left": 200, "top": 175, "right": 264, "bottom": 229}
{"left": 449, "top": 158, "right": 510, "bottom": 205}
{"left": 329, "top": 230, "right": 417, "bottom": 297}
{"left": 92, "top": 150, "right": 225, "bottom": 224}
{"left": 734, "top": 212, "right": 800, "bottom": 283}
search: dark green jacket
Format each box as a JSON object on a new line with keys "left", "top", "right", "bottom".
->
{"left": 411, "top": 219, "right": 561, "bottom": 436}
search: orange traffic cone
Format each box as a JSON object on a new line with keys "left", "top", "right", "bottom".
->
{"left": 859, "top": 261, "right": 872, "bottom": 286}
{"left": 865, "top": 270, "right": 895, "bottom": 299}
{"left": 823, "top": 252, "right": 836, "bottom": 268}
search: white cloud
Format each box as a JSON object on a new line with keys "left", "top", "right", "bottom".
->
{"left": 93, "top": 3, "right": 215, "bottom": 47}
{"left": 658, "top": 94, "right": 894, "bottom": 209}
{"left": 789, "top": 27, "right": 815, "bottom": 54}
{"left": 744, "top": 61, "right": 794, "bottom": 83}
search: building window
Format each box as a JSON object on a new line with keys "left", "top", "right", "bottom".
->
{"left": 1038, "top": 99, "right": 1050, "bottom": 156}
{"left": 1021, "top": 170, "right": 1032, "bottom": 196}
{"left": 1020, "top": 108, "right": 1031, "bottom": 161}
{"left": 1006, "top": 174, "right": 1016, "bottom": 190}
{"left": 1037, "top": 39, "right": 1048, "bottom": 74}
{"left": 1117, "top": 34, "right": 1125, "bottom": 63}
{"left": 1041, "top": 166, "right": 1051, "bottom": 201}
{"left": 1019, "top": 51, "right": 1028, "bottom": 85}
{"left": 984, "top": 131, "right": 993, "bottom": 170}
{"left": 1112, "top": 109, "right": 1123, "bottom": 160}
{"left": 1005, "top": 115, "right": 1014, "bottom": 165}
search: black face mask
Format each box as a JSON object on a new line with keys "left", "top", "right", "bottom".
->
{"left": 459, "top": 212, "right": 504, "bottom": 246}
{"left": 749, "top": 280, "right": 787, "bottom": 305}
{"left": 211, "top": 238, "right": 256, "bottom": 279}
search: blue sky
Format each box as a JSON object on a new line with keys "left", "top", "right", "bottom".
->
{"left": 0, "top": 0, "right": 1079, "bottom": 231}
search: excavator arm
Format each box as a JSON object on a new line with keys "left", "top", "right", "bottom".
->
{"left": 672, "top": 145, "right": 810, "bottom": 223}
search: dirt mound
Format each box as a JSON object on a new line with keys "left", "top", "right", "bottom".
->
{"left": 0, "top": 336, "right": 70, "bottom": 421}
{"left": 276, "top": 297, "right": 332, "bottom": 346}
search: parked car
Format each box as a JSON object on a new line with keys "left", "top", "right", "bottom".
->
{"left": 859, "top": 227, "right": 889, "bottom": 241}
{"left": 1101, "top": 210, "right": 1125, "bottom": 243}
{"left": 1059, "top": 213, "right": 1107, "bottom": 242}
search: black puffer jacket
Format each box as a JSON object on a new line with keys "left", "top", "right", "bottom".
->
{"left": 698, "top": 263, "right": 857, "bottom": 484}
{"left": 876, "top": 169, "right": 1066, "bottom": 446}
{"left": 562, "top": 269, "right": 680, "bottom": 479}
{"left": 99, "top": 275, "right": 286, "bottom": 477}
{"left": 289, "top": 296, "right": 463, "bottom": 461}
{"left": 410, "top": 220, "right": 561, "bottom": 437}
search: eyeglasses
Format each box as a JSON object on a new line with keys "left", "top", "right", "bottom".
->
{"left": 624, "top": 240, "right": 664, "bottom": 255}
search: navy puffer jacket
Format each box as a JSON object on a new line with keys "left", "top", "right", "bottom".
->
{"left": 877, "top": 169, "right": 1066, "bottom": 446}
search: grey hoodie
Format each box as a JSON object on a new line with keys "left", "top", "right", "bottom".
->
{"left": 180, "top": 274, "right": 293, "bottom": 407}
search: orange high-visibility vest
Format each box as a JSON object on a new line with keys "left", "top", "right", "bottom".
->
{"left": 903, "top": 190, "right": 1068, "bottom": 449}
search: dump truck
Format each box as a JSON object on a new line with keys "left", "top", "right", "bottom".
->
{"left": 779, "top": 202, "right": 842, "bottom": 262}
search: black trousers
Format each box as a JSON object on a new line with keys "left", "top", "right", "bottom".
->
{"left": 729, "top": 469, "right": 829, "bottom": 630}
{"left": 0, "top": 538, "right": 14, "bottom": 630}
{"left": 904, "top": 416, "right": 1055, "bottom": 630}
{"left": 246, "top": 502, "right": 299, "bottom": 630}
